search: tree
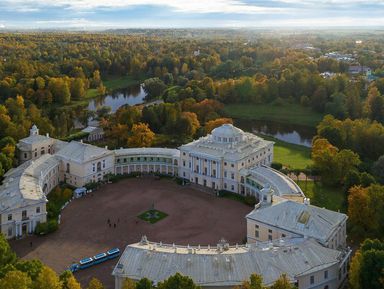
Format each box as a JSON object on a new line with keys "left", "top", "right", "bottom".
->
{"left": 178, "top": 112, "right": 200, "bottom": 137}
{"left": 71, "top": 78, "right": 86, "bottom": 100}
{"left": 157, "top": 273, "right": 201, "bottom": 289}
{"left": 121, "top": 278, "right": 136, "bottom": 289}
{"left": 86, "top": 278, "right": 104, "bottom": 289}
{"left": 136, "top": 278, "right": 154, "bottom": 289}
{"left": 0, "top": 234, "right": 17, "bottom": 270}
{"left": 270, "top": 274, "right": 294, "bottom": 289}
{"left": 349, "top": 239, "right": 384, "bottom": 289}
{"left": 34, "top": 266, "right": 61, "bottom": 289}
{"left": 0, "top": 270, "right": 32, "bottom": 289}
{"left": 127, "top": 122, "right": 155, "bottom": 148}
{"left": 373, "top": 155, "right": 384, "bottom": 184}
{"left": 205, "top": 118, "right": 233, "bottom": 133}
{"left": 143, "top": 78, "right": 166, "bottom": 99}
{"left": 14, "top": 259, "right": 43, "bottom": 281}
{"left": 64, "top": 275, "right": 81, "bottom": 289}
{"left": 234, "top": 274, "right": 264, "bottom": 289}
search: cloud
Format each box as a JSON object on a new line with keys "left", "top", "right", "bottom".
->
{"left": 1, "top": 0, "right": 289, "bottom": 14}
{"left": 0, "top": 24, "right": 5, "bottom": 28}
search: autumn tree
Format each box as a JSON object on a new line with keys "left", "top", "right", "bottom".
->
{"left": 127, "top": 122, "right": 155, "bottom": 148}
{"left": 34, "top": 266, "right": 61, "bottom": 289}
{"left": 86, "top": 278, "right": 104, "bottom": 289}
{"left": 205, "top": 118, "right": 233, "bottom": 133}
{"left": 143, "top": 78, "right": 166, "bottom": 99}
{"left": 178, "top": 112, "right": 200, "bottom": 137}
{"left": 234, "top": 274, "right": 264, "bottom": 289}
{"left": 0, "top": 270, "right": 32, "bottom": 289}
{"left": 270, "top": 274, "right": 295, "bottom": 289}
{"left": 121, "top": 278, "right": 136, "bottom": 289}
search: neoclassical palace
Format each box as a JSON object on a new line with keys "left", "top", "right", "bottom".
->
{"left": 0, "top": 124, "right": 351, "bottom": 289}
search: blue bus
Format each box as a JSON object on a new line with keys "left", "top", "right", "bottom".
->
{"left": 69, "top": 248, "right": 120, "bottom": 273}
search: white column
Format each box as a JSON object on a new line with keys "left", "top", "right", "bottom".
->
{"left": 199, "top": 159, "right": 202, "bottom": 174}
{"left": 208, "top": 160, "right": 211, "bottom": 177}
{"left": 166, "top": 165, "right": 169, "bottom": 174}
{"left": 191, "top": 156, "right": 194, "bottom": 173}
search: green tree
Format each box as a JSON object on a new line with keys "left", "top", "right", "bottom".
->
{"left": 0, "top": 233, "right": 17, "bottom": 270}
{"left": 136, "top": 278, "right": 154, "bottom": 289}
{"left": 157, "top": 273, "right": 201, "bottom": 289}
{"left": 71, "top": 78, "right": 86, "bottom": 100}
{"left": 143, "top": 78, "right": 167, "bottom": 99}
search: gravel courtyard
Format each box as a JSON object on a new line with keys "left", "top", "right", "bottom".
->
{"left": 11, "top": 177, "right": 251, "bottom": 288}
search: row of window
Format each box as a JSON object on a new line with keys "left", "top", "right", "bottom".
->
{"left": 117, "top": 157, "right": 175, "bottom": 164}
{"left": 309, "top": 270, "right": 329, "bottom": 285}
{"left": 7, "top": 207, "right": 40, "bottom": 221}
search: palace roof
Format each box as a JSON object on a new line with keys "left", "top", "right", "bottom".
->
{"left": 113, "top": 238, "right": 343, "bottom": 287}
{"left": 180, "top": 125, "right": 273, "bottom": 161}
{"left": 55, "top": 141, "right": 113, "bottom": 164}
{"left": 0, "top": 154, "right": 59, "bottom": 213}
{"left": 246, "top": 199, "right": 347, "bottom": 245}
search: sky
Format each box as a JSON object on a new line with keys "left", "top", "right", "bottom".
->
{"left": 0, "top": 0, "right": 383, "bottom": 30}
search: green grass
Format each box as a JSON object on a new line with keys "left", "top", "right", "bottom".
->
{"left": 260, "top": 135, "right": 313, "bottom": 170}
{"left": 297, "top": 180, "right": 346, "bottom": 212}
{"left": 138, "top": 209, "right": 168, "bottom": 224}
{"left": 103, "top": 75, "right": 141, "bottom": 91}
{"left": 85, "top": 88, "right": 99, "bottom": 98}
{"left": 223, "top": 103, "right": 323, "bottom": 128}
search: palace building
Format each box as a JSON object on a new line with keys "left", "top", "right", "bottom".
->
{"left": 0, "top": 124, "right": 351, "bottom": 289}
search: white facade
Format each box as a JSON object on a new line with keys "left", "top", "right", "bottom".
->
{"left": 179, "top": 124, "right": 273, "bottom": 194}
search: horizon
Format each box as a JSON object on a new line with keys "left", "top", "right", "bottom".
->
{"left": 1, "top": 0, "right": 384, "bottom": 30}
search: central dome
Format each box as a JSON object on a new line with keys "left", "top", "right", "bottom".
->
{"left": 211, "top": 124, "right": 244, "bottom": 143}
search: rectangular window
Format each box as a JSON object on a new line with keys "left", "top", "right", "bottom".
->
{"left": 224, "top": 171, "right": 227, "bottom": 178}
{"left": 268, "top": 234, "right": 272, "bottom": 241}
{"left": 224, "top": 183, "right": 227, "bottom": 189}
{"left": 268, "top": 229, "right": 272, "bottom": 233}
{"left": 36, "top": 207, "right": 40, "bottom": 213}
{"left": 22, "top": 210, "right": 27, "bottom": 219}
{"left": 231, "top": 164, "right": 234, "bottom": 168}
{"left": 24, "top": 153, "right": 27, "bottom": 159}
{"left": 8, "top": 214, "right": 12, "bottom": 221}
{"left": 310, "top": 276, "right": 314, "bottom": 285}
{"left": 255, "top": 224, "right": 259, "bottom": 229}
{"left": 231, "top": 185, "right": 234, "bottom": 191}
{"left": 231, "top": 173, "right": 234, "bottom": 179}
{"left": 324, "top": 270, "right": 328, "bottom": 279}
{"left": 8, "top": 227, "right": 12, "bottom": 236}
{"left": 282, "top": 233, "right": 286, "bottom": 238}
{"left": 255, "top": 230, "right": 259, "bottom": 238}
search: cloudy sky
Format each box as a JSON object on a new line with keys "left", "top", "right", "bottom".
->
{"left": 0, "top": 0, "right": 383, "bottom": 29}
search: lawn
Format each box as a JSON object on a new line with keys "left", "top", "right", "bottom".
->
{"left": 223, "top": 103, "right": 323, "bottom": 128}
{"left": 103, "top": 75, "right": 141, "bottom": 91}
{"left": 138, "top": 209, "right": 168, "bottom": 224}
{"left": 260, "top": 135, "right": 313, "bottom": 170}
{"left": 296, "top": 180, "right": 346, "bottom": 212}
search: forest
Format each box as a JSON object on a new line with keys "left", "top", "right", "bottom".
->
{"left": 0, "top": 30, "right": 384, "bottom": 288}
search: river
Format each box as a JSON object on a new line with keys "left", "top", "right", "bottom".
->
{"left": 85, "top": 85, "right": 314, "bottom": 147}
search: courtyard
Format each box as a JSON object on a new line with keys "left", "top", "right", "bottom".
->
{"left": 10, "top": 177, "right": 251, "bottom": 288}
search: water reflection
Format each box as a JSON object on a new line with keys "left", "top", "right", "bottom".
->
{"left": 234, "top": 119, "right": 315, "bottom": 147}
{"left": 87, "top": 84, "right": 145, "bottom": 113}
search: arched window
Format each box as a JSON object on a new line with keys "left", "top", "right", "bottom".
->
{"left": 97, "top": 162, "right": 101, "bottom": 172}
{"left": 66, "top": 163, "right": 70, "bottom": 173}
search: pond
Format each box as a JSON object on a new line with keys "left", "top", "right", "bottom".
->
{"left": 234, "top": 119, "right": 316, "bottom": 147}
{"left": 87, "top": 83, "right": 146, "bottom": 113}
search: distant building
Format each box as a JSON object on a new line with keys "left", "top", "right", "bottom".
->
{"left": 81, "top": 126, "right": 104, "bottom": 142}
{"left": 348, "top": 65, "right": 371, "bottom": 75}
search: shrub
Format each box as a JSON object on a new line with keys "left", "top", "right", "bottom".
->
{"left": 271, "top": 162, "right": 283, "bottom": 170}
{"left": 35, "top": 219, "right": 58, "bottom": 235}
{"left": 244, "top": 195, "right": 257, "bottom": 206}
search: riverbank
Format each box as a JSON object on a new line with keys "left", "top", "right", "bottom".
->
{"left": 58, "top": 76, "right": 142, "bottom": 110}
{"left": 257, "top": 134, "right": 313, "bottom": 170}
{"left": 223, "top": 103, "right": 323, "bottom": 128}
